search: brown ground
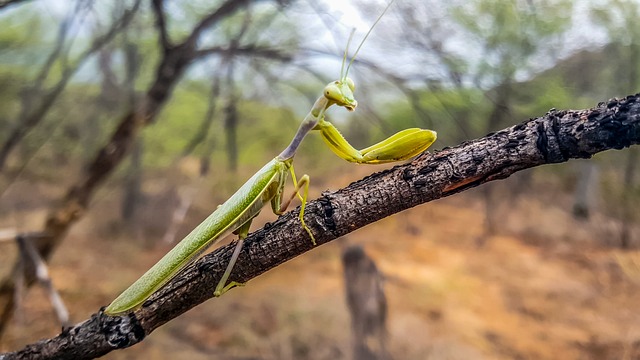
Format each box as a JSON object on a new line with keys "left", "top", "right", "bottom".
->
{"left": 1, "top": 168, "right": 639, "bottom": 360}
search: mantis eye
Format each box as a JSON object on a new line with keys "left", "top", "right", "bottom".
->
{"left": 345, "top": 77, "right": 355, "bottom": 92}
{"left": 324, "top": 83, "right": 342, "bottom": 101}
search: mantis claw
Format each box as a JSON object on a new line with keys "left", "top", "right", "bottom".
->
{"left": 214, "top": 281, "right": 245, "bottom": 297}
{"left": 284, "top": 170, "right": 316, "bottom": 245}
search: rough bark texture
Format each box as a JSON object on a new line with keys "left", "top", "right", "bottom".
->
{"left": 2, "top": 94, "right": 640, "bottom": 359}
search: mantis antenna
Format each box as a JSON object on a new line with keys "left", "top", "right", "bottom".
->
{"left": 339, "top": 29, "right": 356, "bottom": 81}
{"left": 343, "top": 0, "right": 396, "bottom": 80}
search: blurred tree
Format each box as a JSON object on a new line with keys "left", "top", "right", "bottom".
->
{"left": 120, "top": 36, "right": 143, "bottom": 226}
{"left": 0, "top": 0, "right": 142, "bottom": 172}
{"left": 592, "top": 0, "right": 640, "bottom": 248}
{"left": 453, "top": 0, "right": 572, "bottom": 235}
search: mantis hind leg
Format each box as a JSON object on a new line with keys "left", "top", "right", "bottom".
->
{"left": 213, "top": 221, "right": 252, "bottom": 297}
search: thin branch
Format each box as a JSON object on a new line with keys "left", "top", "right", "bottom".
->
{"left": 15, "top": 236, "right": 70, "bottom": 329}
{"left": 0, "top": 0, "right": 30, "bottom": 11}
{"left": 150, "top": 0, "right": 171, "bottom": 50}
{"left": 194, "top": 45, "right": 293, "bottom": 62}
{"left": 3, "top": 94, "right": 639, "bottom": 360}
{"left": 181, "top": 8, "right": 253, "bottom": 158}
{"left": 32, "top": 0, "right": 84, "bottom": 91}
{"left": 180, "top": 70, "right": 222, "bottom": 157}
{"left": 186, "top": 0, "right": 251, "bottom": 47}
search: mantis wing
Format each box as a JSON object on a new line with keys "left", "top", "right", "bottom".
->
{"left": 105, "top": 158, "right": 288, "bottom": 314}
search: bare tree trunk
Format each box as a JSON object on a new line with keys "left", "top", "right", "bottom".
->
{"left": 619, "top": 41, "right": 639, "bottom": 248}
{"left": 121, "top": 139, "right": 143, "bottom": 225}
{"left": 342, "top": 245, "right": 390, "bottom": 360}
{"left": 223, "top": 93, "right": 239, "bottom": 172}
{"left": 223, "top": 59, "right": 239, "bottom": 173}
{"left": 120, "top": 40, "right": 143, "bottom": 227}
{"left": 620, "top": 147, "right": 638, "bottom": 248}
{"left": 182, "top": 71, "right": 221, "bottom": 159}
{"left": 572, "top": 161, "right": 600, "bottom": 220}
{"left": 481, "top": 81, "right": 514, "bottom": 238}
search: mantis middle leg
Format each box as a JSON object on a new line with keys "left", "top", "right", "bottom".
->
{"left": 213, "top": 166, "right": 315, "bottom": 297}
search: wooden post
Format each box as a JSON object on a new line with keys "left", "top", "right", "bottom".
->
{"left": 342, "top": 245, "right": 390, "bottom": 360}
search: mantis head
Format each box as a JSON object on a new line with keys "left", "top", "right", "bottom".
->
{"left": 323, "top": 77, "right": 357, "bottom": 111}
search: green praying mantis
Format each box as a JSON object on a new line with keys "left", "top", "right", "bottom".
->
{"left": 104, "top": 2, "right": 437, "bottom": 315}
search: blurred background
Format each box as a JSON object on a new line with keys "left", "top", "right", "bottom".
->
{"left": 0, "top": 0, "right": 639, "bottom": 359}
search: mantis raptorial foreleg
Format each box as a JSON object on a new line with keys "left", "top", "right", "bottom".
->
{"left": 315, "top": 120, "right": 437, "bottom": 164}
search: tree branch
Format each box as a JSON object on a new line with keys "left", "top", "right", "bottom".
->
{"left": 0, "top": 0, "right": 30, "bottom": 11}
{"left": 150, "top": 0, "right": 170, "bottom": 50}
{"left": 186, "top": 0, "right": 251, "bottom": 47}
{"left": 2, "top": 94, "right": 639, "bottom": 359}
{"left": 194, "top": 45, "right": 293, "bottom": 62}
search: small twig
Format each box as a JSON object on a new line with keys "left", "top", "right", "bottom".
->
{"left": 15, "top": 236, "right": 70, "bottom": 329}
{"left": 0, "top": 0, "right": 30, "bottom": 10}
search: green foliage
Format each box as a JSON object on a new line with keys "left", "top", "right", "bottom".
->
{"left": 591, "top": 0, "right": 640, "bottom": 95}
{"left": 0, "top": 6, "right": 47, "bottom": 70}
{"left": 452, "top": 0, "right": 571, "bottom": 87}
{"left": 143, "top": 83, "right": 299, "bottom": 170}
{"left": 384, "top": 88, "right": 489, "bottom": 145}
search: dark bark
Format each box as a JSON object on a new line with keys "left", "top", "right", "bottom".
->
{"left": 0, "top": 0, "right": 30, "bottom": 11}
{"left": 2, "top": 94, "right": 639, "bottom": 360}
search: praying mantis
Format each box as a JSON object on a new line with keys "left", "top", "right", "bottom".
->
{"left": 104, "top": 2, "right": 437, "bottom": 315}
